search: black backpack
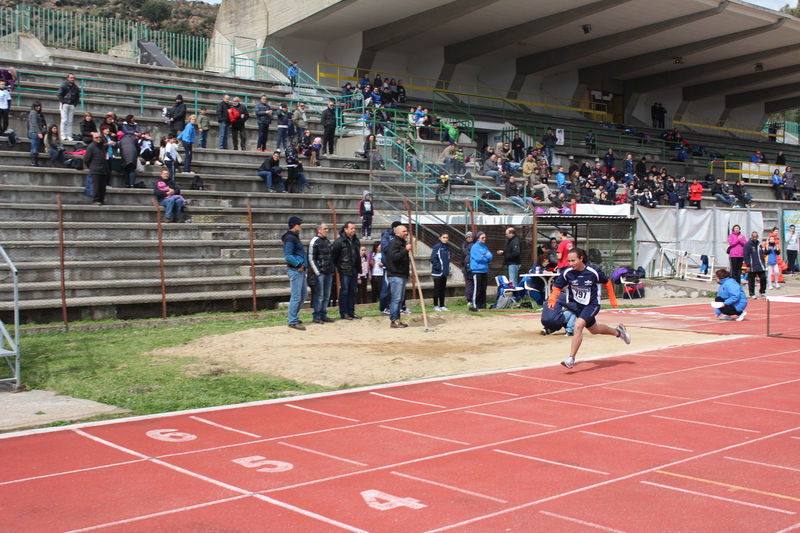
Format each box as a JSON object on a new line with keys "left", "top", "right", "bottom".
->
{"left": 65, "top": 158, "right": 84, "bottom": 170}
{"left": 190, "top": 175, "right": 205, "bottom": 190}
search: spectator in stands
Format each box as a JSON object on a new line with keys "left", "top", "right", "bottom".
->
{"left": 728, "top": 224, "right": 746, "bottom": 283}
{"left": 713, "top": 269, "right": 747, "bottom": 321}
{"left": 274, "top": 103, "right": 290, "bottom": 152}
{"left": 139, "top": 132, "right": 158, "bottom": 165}
{"left": 45, "top": 125, "right": 65, "bottom": 168}
{"left": 288, "top": 61, "right": 299, "bottom": 90}
{"left": 341, "top": 82, "right": 353, "bottom": 108}
{"left": 438, "top": 142, "right": 458, "bottom": 174}
{"left": 657, "top": 103, "right": 666, "bottom": 129}
{"left": 496, "top": 227, "right": 521, "bottom": 286}
{"left": 283, "top": 216, "right": 307, "bottom": 330}
{"left": 84, "top": 132, "right": 109, "bottom": 205}
{"left": 168, "top": 95, "right": 186, "bottom": 136}
{"left": 462, "top": 232, "right": 475, "bottom": 307}
{"left": 650, "top": 102, "right": 659, "bottom": 128}
{"left": 0, "top": 80, "right": 9, "bottom": 135}
{"left": 332, "top": 221, "right": 362, "bottom": 320}
{"left": 293, "top": 102, "right": 308, "bottom": 143}
{"left": 776, "top": 151, "right": 786, "bottom": 165}
{"left": 321, "top": 101, "right": 337, "bottom": 156}
{"left": 711, "top": 177, "right": 733, "bottom": 206}
{"left": 622, "top": 153, "right": 634, "bottom": 182}
{"left": 79, "top": 112, "right": 96, "bottom": 145}
{"left": 216, "top": 94, "right": 231, "bottom": 150}
{"left": 27, "top": 101, "right": 46, "bottom": 167}
{"left": 119, "top": 129, "right": 139, "bottom": 187}
{"left": 358, "top": 191, "right": 373, "bottom": 239}
{"left": 749, "top": 151, "right": 762, "bottom": 163}
{"left": 541, "top": 128, "right": 557, "bottom": 168}
{"left": 733, "top": 179, "right": 755, "bottom": 207}
{"left": 121, "top": 115, "right": 140, "bottom": 136}
{"left": 430, "top": 233, "right": 451, "bottom": 312}
{"left": 373, "top": 74, "right": 383, "bottom": 87}
{"left": 254, "top": 96, "right": 272, "bottom": 153}
{"left": 528, "top": 164, "right": 551, "bottom": 199}
{"left": 369, "top": 242, "right": 385, "bottom": 307}
{"left": 483, "top": 154, "right": 502, "bottom": 186}
{"left": 556, "top": 230, "right": 573, "bottom": 273}
{"left": 603, "top": 148, "right": 615, "bottom": 176}
{"left": 153, "top": 168, "right": 186, "bottom": 223}
{"left": 743, "top": 231, "right": 767, "bottom": 299}
{"left": 769, "top": 168, "right": 784, "bottom": 200}
{"left": 103, "top": 113, "right": 120, "bottom": 138}
{"left": 257, "top": 151, "right": 285, "bottom": 193}
{"left": 511, "top": 133, "right": 524, "bottom": 162}
{"left": 783, "top": 167, "right": 796, "bottom": 201}
{"left": 284, "top": 142, "right": 311, "bottom": 193}
{"left": 163, "top": 134, "right": 178, "bottom": 180}
{"left": 308, "top": 222, "right": 335, "bottom": 324}
{"left": 689, "top": 178, "right": 703, "bottom": 209}
{"left": 469, "top": 231, "right": 492, "bottom": 312}
{"left": 57, "top": 73, "right": 80, "bottom": 141}
{"left": 505, "top": 175, "right": 535, "bottom": 212}
{"left": 584, "top": 130, "right": 596, "bottom": 155}
{"left": 555, "top": 166, "right": 567, "bottom": 196}
{"left": 385, "top": 224, "right": 411, "bottom": 328}
{"left": 197, "top": 107, "right": 210, "bottom": 149}
{"left": 229, "top": 97, "right": 249, "bottom": 151}
{"left": 177, "top": 115, "right": 197, "bottom": 174}
{"left": 785, "top": 225, "right": 798, "bottom": 274}
{"left": 674, "top": 176, "right": 688, "bottom": 208}
{"left": 396, "top": 80, "right": 407, "bottom": 103}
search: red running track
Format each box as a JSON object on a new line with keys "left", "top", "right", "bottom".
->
{"left": 3, "top": 315, "right": 800, "bottom": 532}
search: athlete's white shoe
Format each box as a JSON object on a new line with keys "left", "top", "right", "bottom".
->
{"left": 736, "top": 311, "right": 747, "bottom": 322}
{"left": 616, "top": 324, "right": 631, "bottom": 344}
{"left": 561, "top": 355, "right": 575, "bottom": 369}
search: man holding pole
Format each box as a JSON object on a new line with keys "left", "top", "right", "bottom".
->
{"left": 385, "top": 224, "right": 411, "bottom": 328}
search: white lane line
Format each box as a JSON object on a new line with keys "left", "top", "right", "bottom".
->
{"left": 286, "top": 404, "right": 360, "bottom": 422}
{"left": 775, "top": 521, "right": 800, "bottom": 532}
{"left": 494, "top": 449, "right": 609, "bottom": 475}
{"left": 0, "top": 459, "right": 145, "bottom": 486}
{"left": 640, "top": 481, "right": 795, "bottom": 515}
{"left": 61, "top": 496, "right": 249, "bottom": 532}
{"left": 715, "top": 402, "right": 800, "bottom": 417}
{"left": 792, "top": 437, "right": 800, "bottom": 441}
{"left": 539, "top": 398, "right": 627, "bottom": 413}
{"left": 538, "top": 510, "right": 629, "bottom": 532}
{"left": 580, "top": 431, "right": 693, "bottom": 452}
{"left": 725, "top": 456, "right": 800, "bottom": 473}
{"left": 443, "top": 382, "right": 519, "bottom": 396}
{"left": 370, "top": 392, "right": 446, "bottom": 408}
{"left": 189, "top": 416, "right": 262, "bottom": 438}
{"left": 636, "top": 354, "right": 736, "bottom": 361}
{"left": 507, "top": 372, "right": 584, "bottom": 386}
{"left": 602, "top": 387, "right": 693, "bottom": 400}
{"left": 651, "top": 415, "right": 761, "bottom": 433}
{"left": 465, "top": 411, "right": 557, "bottom": 428}
{"left": 379, "top": 425, "right": 470, "bottom": 445}
{"left": 421, "top": 424, "right": 800, "bottom": 533}
{"left": 267, "top": 378, "right": 800, "bottom": 496}
{"left": 72, "top": 430, "right": 369, "bottom": 533}
{"left": 277, "top": 441, "right": 367, "bottom": 466}
{"left": 390, "top": 471, "right": 508, "bottom": 503}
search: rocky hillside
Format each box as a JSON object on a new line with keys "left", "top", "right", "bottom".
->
{"left": 1, "top": 0, "right": 219, "bottom": 38}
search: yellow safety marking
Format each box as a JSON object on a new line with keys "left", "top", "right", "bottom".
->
{"left": 656, "top": 470, "right": 800, "bottom": 502}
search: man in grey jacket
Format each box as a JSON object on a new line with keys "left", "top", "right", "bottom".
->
{"left": 308, "top": 222, "right": 335, "bottom": 324}
{"left": 293, "top": 103, "right": 308, "bottom": 143}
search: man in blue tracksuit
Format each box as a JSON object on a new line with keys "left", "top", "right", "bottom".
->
{"left": 282, "top": 216, "right": 307, "bottom": 330}
{"left": 430, "top": 233, "right": 451, "bottom": 311}
{"left": 713, "top": 269, "right": 747, "bottom": 321}
{"left": 469, "top": 231, "right": 492, "bottom": 311}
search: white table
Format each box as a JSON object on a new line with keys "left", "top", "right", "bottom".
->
{"left": 521, "top": 272, "right": 559, "bottom": 299}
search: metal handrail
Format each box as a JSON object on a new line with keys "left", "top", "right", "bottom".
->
{"left": 0, "top": 244, "right": 20, "bottom": 389}
{"left": 673, "top": 113, "right": 783, "bottom": 143}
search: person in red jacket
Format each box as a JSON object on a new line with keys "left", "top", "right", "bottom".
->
{"left": 689, "top": 178, "right": 704, "bottom": 209}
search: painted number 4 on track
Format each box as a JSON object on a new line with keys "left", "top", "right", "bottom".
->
{"left": 360, "top": 490, "right": 426, "bottom": 511}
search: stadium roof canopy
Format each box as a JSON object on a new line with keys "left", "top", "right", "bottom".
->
{"left": 268, "top": 0, "right": 800, "bottom": 119}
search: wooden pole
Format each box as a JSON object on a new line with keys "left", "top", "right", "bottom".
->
{"left": 56, "top": 194, "right": 68, "bottom": 331}
{"left": 152, "top": 197, "right": 167, "bottom": 319}
{"left": 246, "top": 199, "right": 258, "bottom": 316}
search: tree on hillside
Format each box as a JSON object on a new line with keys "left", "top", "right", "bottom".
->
{"left": 780, "top": 2, "right": 800, "bottom": 16}
{"left": 141, "top": 0, "right": 172, "bottom": 27}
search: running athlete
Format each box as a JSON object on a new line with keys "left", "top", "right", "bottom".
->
{"left": 547, "top": 248, "right": 631, "bottom": 369}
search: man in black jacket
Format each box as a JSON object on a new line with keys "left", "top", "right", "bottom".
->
{"left": 541, "top": 128, "right": 557, "bottom": 168}
{"left": 57, "top": 73, "right": 81, "bottom": 141}
{"left": 496, "top": 227, "right": 521, "bottom": 285}
{"left": 743, "top": 231, "right": 767, "bottom": 299}
{"left": 83, "top": 132, "right": 109, "bottom": 206}
{"left": 229, "top": 97, "right": 249, "bottom": 151}
{"left": 320, "top": 100, "right": 337, "bottom": 156}
{"left": 169, "top": 94, "right": 187, "bottom": 136}
{"left": 216, "top": 94, "right": 231, "bottom": 149}
{"left": 331, "top": 221, "right": 362, "bottom": 320}
{"left": 308, "top": 222, "right": 335, "bottom": 324}
{"left": 384, "top": 224, "right": 411, "bottom": 328}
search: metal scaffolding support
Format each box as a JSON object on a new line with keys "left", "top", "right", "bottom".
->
{"left": 0, "top": 244, "right": 20, "bottom": 390}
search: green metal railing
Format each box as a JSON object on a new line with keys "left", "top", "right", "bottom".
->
{"left": 1, "top": 5, "right": 211, "bottom": 70}
{"left": 231, "top": 47, "right": 334, "bottom": 100}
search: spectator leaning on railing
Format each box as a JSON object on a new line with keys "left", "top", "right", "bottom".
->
{"left": 57, "top": 73, "right": 80, "bottom": 141}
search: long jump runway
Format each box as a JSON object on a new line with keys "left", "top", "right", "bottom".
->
{"left": 3, "top": 310, "right": 800, "bottom": 532}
